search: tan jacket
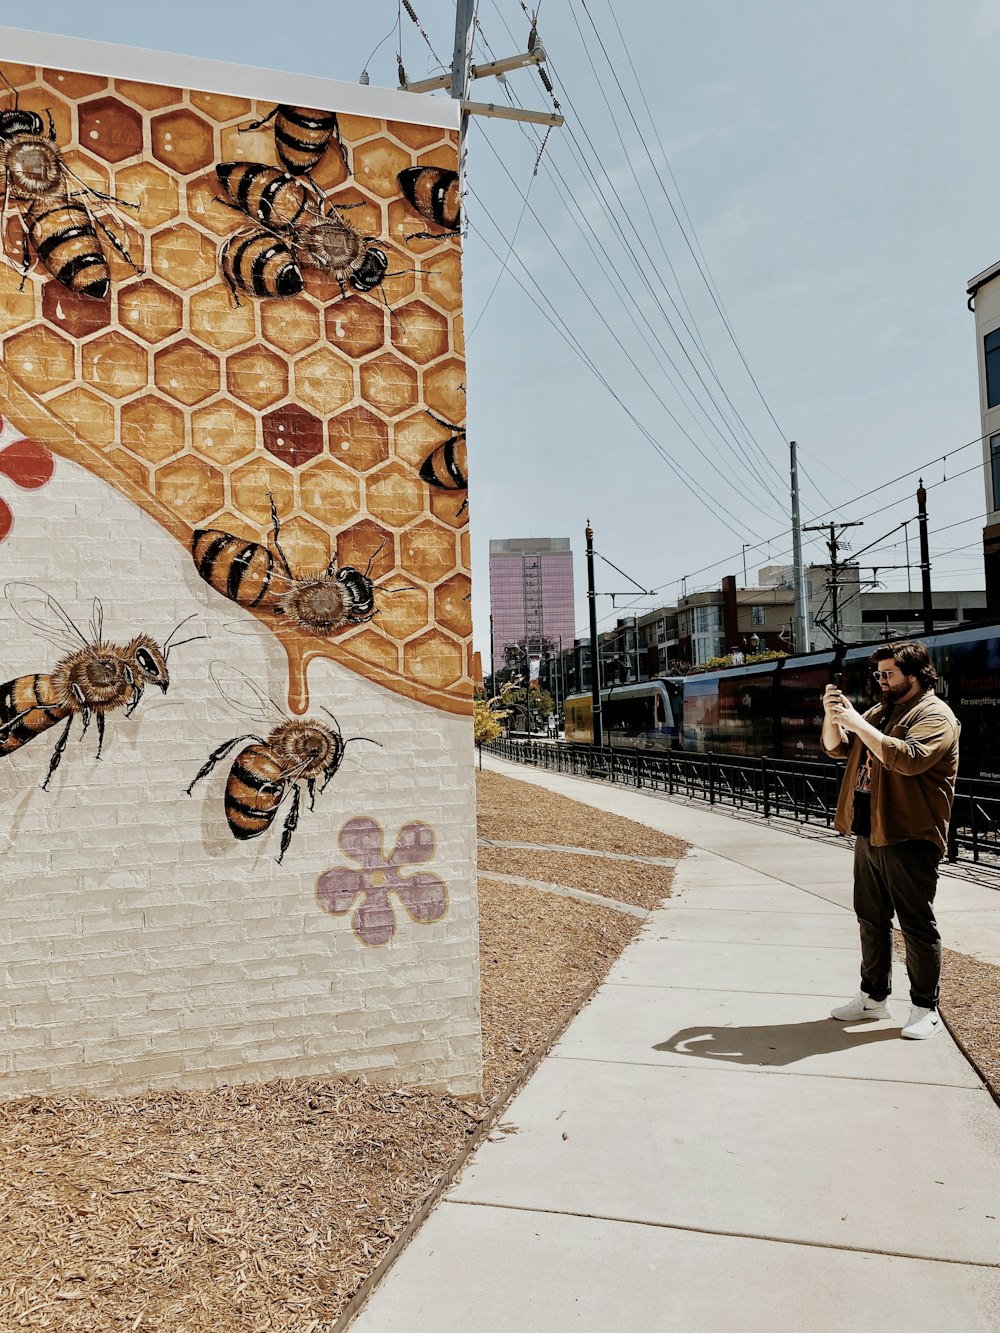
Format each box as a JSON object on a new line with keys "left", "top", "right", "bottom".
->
{"left": 823, "top": 689, "right": 960, "bottom": 855}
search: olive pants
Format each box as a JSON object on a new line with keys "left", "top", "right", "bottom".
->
{"left": 853, "top": 836, "right": 942, "bottom": 1010}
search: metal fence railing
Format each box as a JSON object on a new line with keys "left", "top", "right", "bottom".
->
{"left": 484, "top": 738, "right": 1000, "bottom": 872}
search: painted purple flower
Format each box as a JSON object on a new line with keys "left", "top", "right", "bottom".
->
{"left": 316, "top": 817, "right": 448, "bottom": 946}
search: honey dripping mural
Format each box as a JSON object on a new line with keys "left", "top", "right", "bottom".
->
{"left": 0, "top": 30, "right": 480, "bottom": 1101}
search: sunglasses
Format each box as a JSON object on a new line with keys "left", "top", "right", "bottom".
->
{"left": 872, "top": 669, "right": 897, "bottom": 681}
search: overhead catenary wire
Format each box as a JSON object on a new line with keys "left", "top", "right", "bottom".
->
{"left": 481, "top": 0, "right": 790, "bottom": 515}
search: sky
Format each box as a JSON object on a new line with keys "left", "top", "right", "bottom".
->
{"left": 8, "top": 1, "right": 1000, "bottom": 658}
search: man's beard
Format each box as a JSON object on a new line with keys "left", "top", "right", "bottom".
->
{"left": 881, "top": 680, "right": 912, "bottom": 704}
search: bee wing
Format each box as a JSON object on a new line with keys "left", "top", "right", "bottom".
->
{"left": 3, "top": 582, "right": 90, "bottom": 653}
{"left": 210, "top": 661, "right": 283, "bottom": 725}
{"left": 89, "top": 597, "right": 104, "bottom": 644}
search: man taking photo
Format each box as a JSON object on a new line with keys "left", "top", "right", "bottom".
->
{"left": 821, "top": 641, "right": 960, "bottom": 1040}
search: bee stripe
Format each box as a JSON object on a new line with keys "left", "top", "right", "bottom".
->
{"left": 29, "top": 201, "right": 110, "bottom": 297}
{"left": 192, "top": 530, "right": 278, "bottom": 609}
{"left": 420, "top": 437, "right": 468, "bottom": 490}
{"left": 0, "top": 674, "right": 65, "bottom": 754}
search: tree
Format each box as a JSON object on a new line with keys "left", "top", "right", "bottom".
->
{"left": 503, "top": 686, "right": 555, "bottom": 732}
{"left": 472, "top": 679, "right": 516, "bottom": 768}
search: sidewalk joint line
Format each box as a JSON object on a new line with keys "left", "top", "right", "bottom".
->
{"left": 444, "top": 1199, "right": 1000, "bottom": 1269}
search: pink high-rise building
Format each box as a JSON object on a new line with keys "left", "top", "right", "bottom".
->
{"left": 489, "top": 537, "right": 576, "bottom": 674}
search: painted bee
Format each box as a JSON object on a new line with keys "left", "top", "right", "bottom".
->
{"left": 241, "top": 103, "right": 349, "bottom": 178}
{"left": 190, "top": 493, "right": 412, "bottom": 638}
{"left": 420, "top": 410, "right": 467, "bottom": 515}
{"left": 186, "top": 665, "right": 379, "bottom": 863}
{"left": 397, "top": 166, "right": 460, "bottom": 239}
{"left": 216, "top": 161, "right": 390, "bottom": 304}
{"left": 0, "top": 76, "right": 141, "bottom": 297}
{"left": 0, "top": 584, "right": 201, "bottom": 788}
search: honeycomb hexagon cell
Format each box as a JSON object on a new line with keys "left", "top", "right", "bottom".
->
{"left": 43, "top": 68, "right": 107, "bottom": 98}
{"left": 294, "top": 346, "right": 353, "bottom": 416}
{"left": 5, "top": 325, "right": 76, "bottom": 395}
{"left": 386, "top": 120, "right": 443, "bottom": 151}
{"left": 48, "top": 386, "right": 114, "bottom": 447}
{"left": 59, "top": 148, "right": 110, "bottom": 197}
{"left": 401, "top": 520, "right": 457, "bottom": 585}
{"left": 114, "top": 162, "right": 179, "bottom": 229}
{"left": 114, "top": 79, "right": 181, "bottom": 111}
{"left": 358, "top": 353, "right": 419, "bottom": 418}
{"left": 327, "top": 405, "right": 389, "bottom": 472}
{"left": 120, "top": 394, "right": 186, "bottom": 464}
{"left": 227, "top": 345, "right": 289, "bottom": 411}
{"left": 352, "top": 137, "right": 412, "bottom": 199}
{"left": 324, "top": 298, "right": 386, "bottom": 359}
{"left": 338, "top": 114, "right": 380, "bottom": 141}
{"left": 346, "top": 628, "right": 401, "bottom": 674}
{"left": 41, "top": 283, "right": 108, "bottom": 340}
{"left": 78, "top": 96, "right": 143, "bottom": 164}
{"left": 263, "top": 404, "right": 325, "bottom": 468}
{"left": 219, "top": 121, "right": 273, "bottom": 166}
{"left": 189, "top": 286, "right": 256, "bottom": 352}
{"left": 260, "top": 299, "right": 321, "bottom": 356}
{"left": 429, "top": 485, "right": 469, "bottom": 529}
{"left": 366, "top": 461, "right": 426, "bottom": 528}
{"left": 377, "top": 586, "right": 429, "bottom": 642}
{"left": 423, "top": 357, "right": 466, "bottom": 425}
{"left": 403, "top": 629, "right": 463, "bottom": 689}
{"left": 298, "top": 457, "right": 362, "bottom": 531}
{"left": 81, "top": 330, "right": 148, "bottom": 399}
{"left": 272, "top": 514, "right": 331, "bottom": 574}
{"left": 435, "top": 574, "right": 472, "bottom": 637}
{"left": 393, "top": 408, "right": 441, "bottom": 469}
{"left": 199, "top": 509, "right": 259, "bottom": 542}
{"left": 189, "top": 90, "right": 252, "bottom": 122}
{"left": 230, "top": 457, "right": 295, "bottom": 528}
{"left": 392, "top": 300, "right": 450, "bottom": 366}
{"left": 154, "top": 455, "right": 225, "bottom": 525}
{"left": 423, "top": 250, "right": 462, "bottom": 314}
{"left": 191, "top": 401, "right": 258, "bottom": 467}
{"left": 325, "top": 187, "right": 382, "bottom": 240}
{"left": 388, "top": 197, "right": 450, "bottom": 257}
{"left": 154, "top": 339, "right": 221, "bottom": 406}
{"left": 417, "top": 144, "right": 457, "bottom": 170}
{"left": 151, "top": 224, "right": 217, "bottom": 290}
{"left": 0, "top": 264, "right": 36, "bottom": 335}
{"left": 117, "top": 279, "right": 183, "bottom": 345}
{"left": 187, "top": 171, "right": 240, "bottom": 236}
{"left": 151, "top": 109, "right": 216, "bottom": 175}
{"left": 335, "top": 518, "right": 393, "bottom": 584}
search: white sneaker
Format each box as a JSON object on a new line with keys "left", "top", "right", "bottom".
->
{"left": 830, "top": 990, "right": 891, "bottom": 1021}
{"left": 901, "top": 1006, "right": 942, "bottom": 1040}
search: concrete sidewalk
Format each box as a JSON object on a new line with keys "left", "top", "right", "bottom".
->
{"left": 350, "top": 757, "right": 1000, "bottom": 1332}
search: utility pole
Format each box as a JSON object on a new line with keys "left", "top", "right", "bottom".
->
{"left": 917, "top": 478, "right": 933, "bottom": 635}
{"left": 803, "top": 520, "right": 864, "bottom": 643}
{"left": 586, "top": 520, "right": 603, "bottom": 747}
{"left": 790, "top": 441, "right": 808, "bottom": 652}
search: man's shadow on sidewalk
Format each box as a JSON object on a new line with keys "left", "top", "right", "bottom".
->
{"left": 655, "top": 1019, "right": 899, "bottom": 1067}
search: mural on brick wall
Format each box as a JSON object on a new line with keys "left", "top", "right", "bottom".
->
{"left": 0, "top": 34, "right": 480, "bottom": 1100}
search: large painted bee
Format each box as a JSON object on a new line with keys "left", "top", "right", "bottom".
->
{"left": 0, "top": 76, "right": 141, "bottom": 298}
{"left": 397, "top": 166, "right": 460, "bottom": 239}
{"left": 190, "top": 493, "right": 412, "bottom": 638}
{"left": 241, "top": 103, "right": 349, "bottom": 179}
{"left": 420, "top": 410, "right": 467, "bottom": 515}
{"left": 216, "top": 161, "right": 390, "bottom": 303}
{"left": 187, "top": 665, "right": 379, "bottom": 863}
{"left": 0, "top": 584, "right": 201, "bottom": 788}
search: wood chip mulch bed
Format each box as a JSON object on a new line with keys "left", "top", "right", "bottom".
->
{"left": 0, "top": 771, "right": 678, "bottom": 1333}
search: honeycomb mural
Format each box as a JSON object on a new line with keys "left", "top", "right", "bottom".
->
{"left": 0, "top": 60, "right": 470, "bottom": 716}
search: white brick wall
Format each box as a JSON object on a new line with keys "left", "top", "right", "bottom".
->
{"left": 0, "top": 453, "right": 482, "bottom": 1098}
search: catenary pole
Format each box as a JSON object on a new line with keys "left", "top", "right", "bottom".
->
{"left": 790, "top": 441, "right": 808, "bottom": 651}
{"left": 586, "top": 520, "right": 603, "bottom": 747}
{"left": 917, "top": 478, "right": 934, "bottom": 635}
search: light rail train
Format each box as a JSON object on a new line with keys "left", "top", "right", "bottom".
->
{"left": 564, "top": 623, "right": 1000, "bottom": 782}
